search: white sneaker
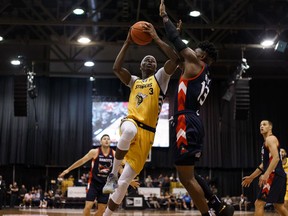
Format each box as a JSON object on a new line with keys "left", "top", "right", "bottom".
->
{"left": 102, "top": 173, "right": 118, "bottom": 194}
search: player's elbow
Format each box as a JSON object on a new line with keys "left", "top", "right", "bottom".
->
{"left": 113, "top": 65, "right": 121, "bottom": 76}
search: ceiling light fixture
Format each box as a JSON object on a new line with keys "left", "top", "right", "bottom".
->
{"left": 77, "top": 36, "right": 91, "bottom": 44}
{"left": 189, "top": 10, "right": 201, "bottom": 17}
{"left": 260, "top": 39, "right": 274, "bottom": 47}
{"left": 0, "top": 36, "right": 3, "bottom": 41}
{"left": 11, "top": 59, "right": 21, "bottom": 65}
{"left": 84, "top": 61, "right": 94, "bottom": 67}
{"left": 10, "top": 56, "right": 27, "bottom": 66}
{"left": 73, "top": 8, "right": 85, "bottom": 15}
{"left": 89, "top": 75, "right": 95, "bottom": 81}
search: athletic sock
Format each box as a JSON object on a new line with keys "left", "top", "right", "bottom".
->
{"left": 111, "top": 158, "right": 122, "bottom": 176}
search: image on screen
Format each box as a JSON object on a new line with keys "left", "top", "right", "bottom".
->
{"left": 92, "top": 101, "right": 169, "bottom": 147}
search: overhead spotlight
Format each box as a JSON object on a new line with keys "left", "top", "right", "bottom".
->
{"left": 0, "top": 36, "right": 3, "bottom": 41}
{"left": 275, "top": 40, "right": 287, "bottom": 53}
{"left": 84, "top": 61, "right": 94, "bottom": 67}
{"left": 189, "top": 10, "right": 201, "bottom": 17}
{"left": 73, "top": 8, "right": 85, "bottom": 15}
{"left": 89, "top": 75, "right": 95, "bottom": 81}
{"left": 11, "top": 59, "right": 21, "bottom": 65}
{"left": 77, "top": 36, "right": 91, "bottom": 44}
{"left": 10, "top": 56, "right": 27, "bottom": 66}
{"left": 260, "top": 39, "right": 274, "bottom": 47}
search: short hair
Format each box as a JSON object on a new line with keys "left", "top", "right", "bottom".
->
{"left": 197, "top": 40, "right": 218, "bottom": 62}
{"left": 100, "top": 134, "right": 110, "bottom": 140}
{"left": 262, "top": 120, "right": 273, "bottom": 127}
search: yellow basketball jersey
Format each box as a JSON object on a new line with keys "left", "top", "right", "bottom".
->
{"left": 127, "top": 75, "right": 164, "bottom": 128}
{"left": 283, "top": 158, "right": 288, "bottom": 200}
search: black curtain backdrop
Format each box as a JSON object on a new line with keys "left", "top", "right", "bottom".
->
{"left": 0, "top": 76, "right": 92, "bottom": 165}
{"left": 1, "top": 76, "right": 288, "bottom": 201}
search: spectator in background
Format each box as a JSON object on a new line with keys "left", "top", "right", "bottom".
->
{"left": 182, "top": 192, "right": 194, "bottom": 210}
{"left": 32, "top": 188, "right": 42, "bottom": 207}
{"left": 168, "top": 194, "right": 177, "bottom": 210}
{"left": 210, "top": 185, "right": 218, "bottom": 195}
{"left": 224, "top": 195, "right": 233, "bottom": 206}
{"left": 152, "top": 177, "right": 160, "bottom": 187}
{"left": 22, "top": 191, "right": 33, "bottom": 208}
{"left": 6, "top": 184, "right": 12, "bottom": 208}
{"left": 18, "top": 184, "right": 27, "bottom": 207}
{"left": 238, "top": 194, "right": 248, "bottom": 211}
{"left": 161, "top": 176, "right": 171, "bottom": 194}
{"left": 145, "top": 175, "right": 153, "bottom": 187}
{"left": 0, "top": 175, "right": 6, "bottom": 209}
{"left": 10, "top": 182, "right": 19, "bottom": 208}
{"left": 148, "top": 193, "right": 160, "bottom": 209}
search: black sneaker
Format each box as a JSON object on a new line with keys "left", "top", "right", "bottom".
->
{"left": 217, "top": 204, "right": 234, "bottom": 216}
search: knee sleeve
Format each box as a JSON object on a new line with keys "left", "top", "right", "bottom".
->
{"left": 110, "top": 163, "right": 137, "bottom": 204}
{"left": 117, "top": 121, "right": 137, "bottom": 151}
{"left": 163, "top": 18, "right": 187, "bottom": 52}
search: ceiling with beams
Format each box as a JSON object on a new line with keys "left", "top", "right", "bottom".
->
{"left": 0, "top": 0, "right": 288, "bottom": 79}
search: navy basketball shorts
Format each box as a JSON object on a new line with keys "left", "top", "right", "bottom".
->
{"left": 257, "top": 173, "right": 286, "bottom": 203}
{"left": 86, "top": 182, "right": 109, "bottom": 204}
{"left": 171, "top": 113, "right": 204, "bottom": 166}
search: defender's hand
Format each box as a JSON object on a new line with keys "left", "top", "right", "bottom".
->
{"left": 159, "top": 0, "right": 167, "bottom": 17}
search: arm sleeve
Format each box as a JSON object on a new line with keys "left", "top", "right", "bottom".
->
{"left": 155, "top": 67, "right": 171, "bottom": 94}
{"left": 127, "top": 75, "right": 138, "bottom": 88}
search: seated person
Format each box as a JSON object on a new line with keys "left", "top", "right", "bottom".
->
{"left": 32, "top": 188, "right": 42, "bottom": 207}
{"left": 148, "top": 193, "right": 160, "bottom": 209}
{"left": 159, "top": 192, "right": 170, "bottom": 209}
{"left": 168, "top": 194, "right": 177, "bottom": 210}
{"left": 182, "top": 192, "right": 194, "bottom": 210}
{"left": 176, "top": 194, "right": 183, "bottom": 209}
{"left": 239, "top": 194, "right": 248, "bottom": 211}
{"left": 224, "top": 195, "right": 233, "bottom": 205}
{"left": 22, "top": 191, "right": 33, "bottom": 207}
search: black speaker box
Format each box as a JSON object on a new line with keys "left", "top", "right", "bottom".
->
{"left": 234, "top": 78, "right": 250, "bottom": 120}
{"left": 14, "top": 75, "right": 27, "bottom": 116}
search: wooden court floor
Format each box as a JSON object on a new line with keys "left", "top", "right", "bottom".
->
{"left": 0, "top": 208, "right": 280, "bottom": 216}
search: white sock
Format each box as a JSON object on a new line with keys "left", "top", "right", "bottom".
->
{"left": 111, "top": 158, "right": 122, "bottom": 176}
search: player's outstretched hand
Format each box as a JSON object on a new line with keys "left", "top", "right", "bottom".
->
{"left": 241, "top": 176, "right": 253, "bottom": 187}
{"left": 177, "top": 20, "right": 182, "bottom": 32}
{"left": 159, "top": 0, "right": 167, "bottom": 17}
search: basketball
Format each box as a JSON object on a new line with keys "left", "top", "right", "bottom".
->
{"left": 131, "top": 21, "right": 153, "bottom": 46}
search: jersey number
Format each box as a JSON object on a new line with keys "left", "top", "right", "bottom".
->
{"left": 197, "top": 80, "right": 210, "bottom": 105}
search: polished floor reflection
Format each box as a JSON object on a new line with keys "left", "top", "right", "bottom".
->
{"left": 0, "top": 208, "right": 278, "bottom": 216}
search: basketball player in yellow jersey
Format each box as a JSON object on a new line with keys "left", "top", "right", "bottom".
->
{"left": 280, "top": 148, "right": 288, "bottom": 209}
{"left": 102, "top": 22, "right": 179, "bottom": 216}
